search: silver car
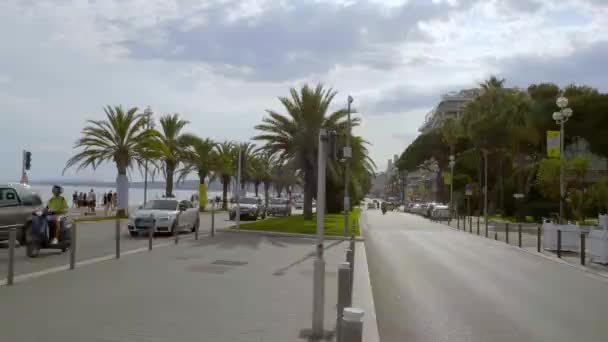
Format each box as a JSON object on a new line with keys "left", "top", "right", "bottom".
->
{"left": 128, "top": 199, "right": 199, "bottom": 236}
{"left": 0, "top": 183, "right": 44, "bottom": 244}
{"left": 267, "top": 198, "right": 292, "bottom": 216}
{"left": 229, "top": 197, "right": 266, "bottom": 221}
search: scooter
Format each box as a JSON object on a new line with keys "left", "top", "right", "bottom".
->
{"left": 26, "top": 209, "right": 72, "bottom": 258}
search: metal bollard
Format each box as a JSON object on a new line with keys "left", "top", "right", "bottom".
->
{"left": 195, "top": 213, "right": 199, "bottom": 240}
{"left": 505, "top": 223, "right": 510, "bottom": 244}
{"left": 581, "top": 232, "right": 586, "bottom": 265}
{"left": 346, "top": 248, "right": 354, "bottom": 294}
{"left": 557, "top": 230, "right": 562, "bottom": 258}
{"left": 336, "top": 262, "right": 352, "bottom": 341}
{"left": 174, "top": 215, "right": 180, "bottom": 245}
{"left": 148, "top": 223, "right": 154, "bottom": 251}
{"left": 115, "top": 218, "right": 121, "bottom": 259}
{"left": 485, "top": 219, "right": 488, "bottom": 238}
{"left": 211, "top": 206, "right": 216, "bottom": 237}
{"left": 477, "top": 216, "right": 480, "bottom": 235}
{"left": 494, "top": 229, "right": 498, "bottom": 241}
{"left": 7, "top": 227, "right": 16, "bottom": 285}
{"left": 70, "top": 222, "right": 77, "bottom": 270}
{"left": 518, "top": 224, "right": 522, "bottom": 248}
{"left": 457, "top": 215, "right": 460, "bottom": 230}
{"left": 469, "top": 216, "right": 472, "bottom": 233}
{"left": 341, "top": 308, "right": 364, "bottom": 342}
{"left": 537, "top": 226, "right": 541, "bottom": 253}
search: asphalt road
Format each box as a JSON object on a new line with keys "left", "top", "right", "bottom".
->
{"left": 362, "top": 209, "right": 608, "bottom": 342}
{"left": 0, "top": 211, "right": 231, "bottom": 279}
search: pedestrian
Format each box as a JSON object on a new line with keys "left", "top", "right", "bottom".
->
{"left": 112, "top": 191, "right": 118, "bottom": 210}
{"left": 105, "top": 190, "right": 112, "bottom": 214}
{"left": 88, "top": 188, "right": 96, "bottom": 213}
{"left": 103, "top": 192, "right": 108, "bottom": 216}
{"left": 72, "top": 190, "right": 78, "bottom": 208}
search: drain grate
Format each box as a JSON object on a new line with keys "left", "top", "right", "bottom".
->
{"left": 211, "top": 260, "right": 248, "bottom": 266}
{"left": 187, "top": 265, "right": 230, "bottom": 274}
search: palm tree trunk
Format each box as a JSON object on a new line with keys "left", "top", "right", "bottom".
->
{"left": 222, "top": 176, "right": 229, "bottom": 210}
{"left": 165, "top": 162, "right": 175, "bottom": 198}
{"left": 264, "top": 181, "right": 270, "bottom": 208}
{"left": 116, "top": 165, "right": 128, "bottom": 216}
{"left": 303, "top": 168, "right": 314, "bottom": 220}
{"left": 198, "top": 173, "right": 207, "bottom": 212}
{"left": 254, "top": 182, "right": 260, "bottom": 197}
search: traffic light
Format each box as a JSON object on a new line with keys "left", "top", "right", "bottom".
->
{"left": 25, "top": 151, "right": 32, "bottom": 171}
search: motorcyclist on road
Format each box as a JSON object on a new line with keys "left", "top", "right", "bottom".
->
{"left": 47, "top": 185, "right": 68, "bottom": 244}
{"left": 381, "top": 201, "right": 387, "bottom": 214}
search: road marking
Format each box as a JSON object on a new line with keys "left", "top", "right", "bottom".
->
{"left": 0, "top": 233, "right": 208, "bottom": 287}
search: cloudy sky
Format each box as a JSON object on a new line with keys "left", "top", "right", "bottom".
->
{"left": 1, "top": 0, "right": 608, "bottom": 183}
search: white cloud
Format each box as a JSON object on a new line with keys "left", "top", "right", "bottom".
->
{"left": 1, "top": 0, "right": 607, "bottom": 182}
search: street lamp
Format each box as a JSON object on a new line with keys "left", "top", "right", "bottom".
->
{"left": 553, "top": 96, "right": 573, "bottom": 224}
{"left": 343, "top": 95, "right": 354, "bottom": 237}
{"left": 449, "top": 155, "right": 455, "bottom": 218}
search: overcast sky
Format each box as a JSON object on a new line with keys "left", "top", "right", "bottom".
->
{"left": 2, "top": 0, "right": 608, "bottom": 183}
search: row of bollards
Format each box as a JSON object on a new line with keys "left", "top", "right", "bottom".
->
{"left": 335, "top": 222, "right": 364, "bottom": 342}
{"left": 5, "top": 211, "right": 218, "bottom": 287}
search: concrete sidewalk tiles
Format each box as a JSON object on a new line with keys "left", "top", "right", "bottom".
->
{"left": 0, "top": 232, "right": 378, "bottom": 342}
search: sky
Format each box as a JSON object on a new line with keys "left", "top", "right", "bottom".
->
{"left": 1, "top": 0, "right": 608, "bottom": 183}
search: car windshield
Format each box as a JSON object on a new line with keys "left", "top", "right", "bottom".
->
{"left": 143, "top": 200, "right": 177, "bottom": 210}
{"left": 240, "top": 198, "right": 258, "bottom": 204}
{"left": 271, "top": 199, "right": 288, "bottom": 204}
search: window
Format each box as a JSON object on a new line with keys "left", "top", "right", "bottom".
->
{"left": 179, "top": 200, "right": 193, "bottom": 209}
{"left": 0, "top": 188, "right": 20, "bottom": 207}
{"left": 143, "top": 200, "right": 178, "bottom": 210}
{"left": 20, "top": 192, "right": 42, "bottom": 206}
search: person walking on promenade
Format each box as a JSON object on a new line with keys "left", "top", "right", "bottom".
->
{"left": 88, "top": 189, "right": 96, "bottom": 213}
{"left": 72, "top": 190, "right": 78, "bottom": 208}
{"left": 112, "top": 191, "right": 118, "bottom": 211}
{"left": 104, "top": 190, "right": 112, "bottom": 215}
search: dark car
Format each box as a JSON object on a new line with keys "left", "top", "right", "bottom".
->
{"left": 267, "top": 198, "right": 292, "bottom": 216}
{"left": 0, "top": 183, "right": 44, "bottom": 244}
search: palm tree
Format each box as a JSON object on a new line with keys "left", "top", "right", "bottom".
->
{"left": 214, "top": 141, "right": 235, "bottom": 209}
{"left": 64, "top": 106, "right": 155, "bottom": 216}
{"left": 237, "top": 142, "right": 258, "bottom": 191}
{"left": 149, "top": 114, "right": 189, "bottom": 198}
{"left": 179, "top": 135, "right": 216, "bottom": 211}
{"left": 255, "top": 83, "right": 351, "bottom": 220}
{"left": 251, "top": 151, "right": 277, "bottom": 206}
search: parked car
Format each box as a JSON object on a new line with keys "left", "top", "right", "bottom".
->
{"left": 230, "top": 197, "right": 266, "bottom": 221}
{"left": 367, "top": 202, "right": 376, "bottom": 209}
{"left": 294, "top": 200, "right": 304, "bottom": 209}
{"left": 431, "top": 205, "right": 451, "bottom": 221}
{"left": 0, "top": 183, "right": 44, "bottom": 244}
{"left": 128, "top": 199, "right": 199, "bottom": 237}
{"left": 267, "top": 198, "right": 292, "bottom": 216}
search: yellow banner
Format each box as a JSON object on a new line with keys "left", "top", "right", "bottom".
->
{"left": 547, "top": 131, "right": 560, "bottom": 158}
{"left": 443, "top": 171, "right": 451, "bottom": 185}
{"left": 199, "top": 183, "right": 207, "bottom": 211}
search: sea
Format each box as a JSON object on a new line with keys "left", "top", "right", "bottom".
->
{"left": 27, "top": 184, "right": 255, "bottom": 206}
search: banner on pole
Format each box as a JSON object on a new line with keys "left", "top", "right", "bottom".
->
{"left": 443, "top": 172, "right": 451, "bottom": 185}
{"left": 547, "top": 131, "right": 560, "bottom": 158}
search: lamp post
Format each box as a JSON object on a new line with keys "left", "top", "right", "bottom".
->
{"left": 343, "top": 95, "right": 354, "bottom": 237}
{"left": 449, "top": 155, "right": 455, "bottom": 218}
{"left": 553, "top": 96, "right": 573, "bottom": 224}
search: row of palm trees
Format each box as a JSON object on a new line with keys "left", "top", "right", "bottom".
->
{"left": 65, "top": 83, "right": 375, "bottom": 219}
{"left": 63, "top": 106, "right": 300, "bottom": 215}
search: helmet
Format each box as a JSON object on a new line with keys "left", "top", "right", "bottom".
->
{"left": 52, "top": 185, "right": 63, "bottom": 196}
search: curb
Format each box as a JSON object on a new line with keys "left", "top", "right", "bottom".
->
{"left": 217, "top": 228, "right": 365, "bottom": 241}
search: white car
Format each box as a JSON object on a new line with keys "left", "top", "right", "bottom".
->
{"left": 128, "top": 199, "right": 199, "bottom": 237}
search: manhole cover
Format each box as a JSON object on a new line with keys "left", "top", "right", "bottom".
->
{"left": 211, "top": 260, "right": 248, "bottom": 266}
{"left": 187, "top": 265, "right": 230, "bottom": 274}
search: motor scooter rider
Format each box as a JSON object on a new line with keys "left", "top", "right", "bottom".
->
{"left": 381, "top": 201, "right": 387, "bottom": 213}
{"left": 47, "top": 185, "right": 69, "bottom": 244}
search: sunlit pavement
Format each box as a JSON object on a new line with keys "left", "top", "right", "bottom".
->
{"left": 0, "top": 230, "right": 376, "bottom": 342}
{"left": 362, "top": 209, "right": 608, "bottom": 342}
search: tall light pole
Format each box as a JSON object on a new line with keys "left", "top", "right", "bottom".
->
{"left": 312, "top": 129, "right": 328, "bottom": 338}
{"left": 236, "top": 145, "right": 242, "bottom": 229}
{"left": 483, "top": 149, "right": 488, "bottom": 225}
{"left": 143, "top": 107, "right": 153, "bottom": 205}
{"left": 343, "top": 95, "right": 354, "bottom": 237}
{"left": 449, "top": 155, "right": 455, "bottom": 218}
{"left": 553, "top": 96, "right": 573, "bottom": 224}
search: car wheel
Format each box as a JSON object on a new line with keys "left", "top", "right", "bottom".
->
{"left": 19, "top": 222, "right": 30, "bottom": 246}
{"left": 129, "top": 231, "right": 138, "bottom": 237}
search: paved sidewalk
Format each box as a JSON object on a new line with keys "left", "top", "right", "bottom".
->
{"left": 0, "top": 231, "right": 377, "bottom": 342}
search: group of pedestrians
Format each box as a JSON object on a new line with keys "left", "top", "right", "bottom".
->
{"left": 71, "top": 189, "right": 117, "bottom": 215}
